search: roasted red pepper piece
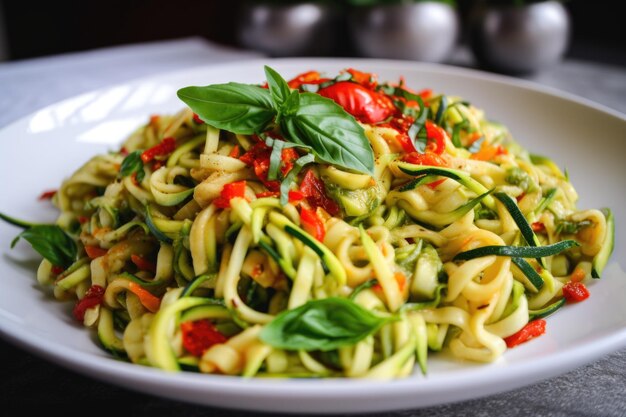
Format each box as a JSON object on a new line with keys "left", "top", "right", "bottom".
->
{"left": 503, "top": 319, "right": 546, "bottom": 348}
{"left": 84, "top": 245, "right": 108, "bottom": 260}
{"left": 562, "top": 281, "right": 590, "bottom": 303}
{"left": 38, "top": 190, "right": 57, "bottom": 200}
{"left": 318, "top": 81, "right": 394, "bottom": 124}
{"left": 287, "top": 71, "right": 330, "bottom": 89}
{"left": 192, "top": 113, "right": 204, "bottom": 124}
{"left": 127, "top": 281, "right": 161, "bottom": 313}
{"left": 299, "top": 170, "right": 340, "bottom": 216}
{"left": 181, "top": 319, "right": 228, "bottom": 357}
{"left": 345, "top": 68, "right": 377, "bottom": 89}
{"left": 424, "top": 121, "right": 447, "bottom": 155}
{"left": 51, "top": 265, "right": 65, "bottom": 275}
{"left": 403, "top": 152, "right": 448, "bottom": 167}
{"left": 213, "top": 180, "right": 247, "bottom": 209}
{"left": 426, "top": 178, "right": 447, "bottom": 189}
{"left": 531, "top": 222, "right": 546, "bottom": 233}
{"left": 73, "top": 285, "right": 105, "bottom": 322}
{"left": 239, "top": 142, "right": 298, "bottom": 191}
{"left": 300, "top": 207, "right": 326, "bottom": 242}
{"left": 130, "top": 254, "right": 157, "bottom": 274}
{"left": 141, "top": 137, "right": 176, "bottom": 164}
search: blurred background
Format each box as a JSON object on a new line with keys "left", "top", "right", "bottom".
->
{"left": 0, "top": 0, "right": 623, "bottom": 72}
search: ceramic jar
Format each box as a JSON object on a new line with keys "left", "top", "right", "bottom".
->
{"left": 348, "top": 2, "right": 459, "bottom": 63}
{"left": 237, "top": 1, "right": 339, "bottom": 56}
{"left": 470, "top": 1, "right": 570, "bottom": 74}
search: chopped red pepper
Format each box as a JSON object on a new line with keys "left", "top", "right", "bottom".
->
{"left": 403, "top": 152, "right": 448, "bottom": 167}
{"left": 395, "top": 132, "right": 418, "bottom": 154}
{"left": 127, "top": 281, "right": 161, "bottom": 313}
{"left": 531, "top": 222, "right": 546, "bottom": 233}
{"left": 213, "top": 180, "right": 247, "bottom": 209}
{"left": 288, "top": 190, "right": 305, "bottom": 202}
{"left": 287, "top": 71, "right": 330, "bottom": 89}
{"left": 562, "top": 281, "right": 590, "bottom": 303}
{"left": 141, "top": 137, "right": 176, "bottom": 164}
{"left": 255, "top": 191, "right": 280, "bottom": 199}
{"left": 424, "top": 121, "right": 447, "bottom": 155}
{"left": 381, "top": 118, "right": 446, "bottom": 155}
{"left": 84, "top": 245, "right": 108, "bottom": 260}
{"left": 130, "top": 254, "right": 157, "bottom": 274}
{"left": 181, "top": 319, "right": 228, "bottom": 357}
{"left": 51, "top": 265, "right": 65, "bottom": 275}
{"left": 228, "top": 144, "right": 241, "bottom": 159}
{"left": 471, "top": 142, "right": 508, "bottom": 161}
{"left": 503, "top": 319, "right": 546, "bottom": 348}
{"left": 345, "top": 68, "right": 377, "bottom": 89}
{"left": 299, "top": 169, "right": 340, "bottom": 216}
{"left": 72, "top": 285, "right": 105, "bottom": 322}
{"left": 318, "top": 81, "right": 394, "bottom": 124}
{"left": 569, "top": 266, "right": 586, "bottom": 283}
{"left": 239, "top": 141, "right": 298, "bottom": 191}
{"left": 192, "top": 113, "right": 204, "bottom": 124}
{"left": 39, "top": 189, "right": 57, "bottom": 200}
{"left": 300, "top": 207, "right": 326, "bottom": 242}
{"left": 426, "top": 178, "right": 447, "bottom": 190}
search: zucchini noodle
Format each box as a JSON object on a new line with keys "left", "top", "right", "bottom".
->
{"left": 28, "top": 68, "right": 613, "bottom": 380}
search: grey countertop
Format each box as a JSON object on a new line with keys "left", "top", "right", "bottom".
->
{"left": 1, "top": 37, "right": 625, "bottom": 416}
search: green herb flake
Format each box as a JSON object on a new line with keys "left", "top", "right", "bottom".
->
{"left": 119, "top": 150, "right": 145, "bottom": 182}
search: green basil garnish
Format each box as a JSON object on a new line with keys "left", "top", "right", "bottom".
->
{"left": 407, "top": 96, "right": 428, "bottom": 152}
{"left": 177, "top": 66, "right": 375, "bottom": 175}
{"left": 177, "top": 83, "right": 276, "bottom": 135}
{"left": 11, "top": 224, "right": 76, "bottom": 268}
{"left": 279, "top": 91, "right": 374, "bottom": 175}
{"left": 259, "top": 297, "right": 394, "bottom": 351}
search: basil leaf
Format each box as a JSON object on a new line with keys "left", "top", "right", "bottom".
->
{"left": 280, "top": 153, "right": 315, "bottom": 205}
{"left": 265, "top": 136, "right": 307, "bottom": 181}
{"left": 119, "top": 150, "right": 145, "bottom": 182}
{"left": 268, "top": 140, "right": 285, "bottom": 181}
{"left": 280, "top": 92, "right": 374, "bottom": 175}
{"left": 434, "top": 95, "right": 448, "bottom": 125}
{"left": 177, "top": 83, "right": 276, "bottom": 135}
{"left": 11, "top": 225, "right": 76, "bottom": 268}
{"left": 408, "top": 96, "right": 428, "bottom": 151}
{"left": 259, "top": 297, "right": 393, "bottom": 351}
{"left": 264, "top": 65, "right": 291, "bottom": 108}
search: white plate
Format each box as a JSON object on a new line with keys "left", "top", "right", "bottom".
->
{"left": 1, "top": 58, "right": 625, "bottom": 413}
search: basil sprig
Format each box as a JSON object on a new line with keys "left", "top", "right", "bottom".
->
{"left": 259, "top": 297, "right": 394, "bottom": 351}
{"left": 177, "top": 66, "right": 374, "bottom": 175}
{"left": 1, "top": 212, "right": 77, "bottom": 269}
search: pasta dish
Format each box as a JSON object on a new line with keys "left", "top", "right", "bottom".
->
{"left": 1, "top": 67, "right": 614, "bottom": 379}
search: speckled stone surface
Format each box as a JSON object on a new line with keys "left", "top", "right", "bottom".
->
{"left": 1, "top": 38, "right": 624, "bottom": 417}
